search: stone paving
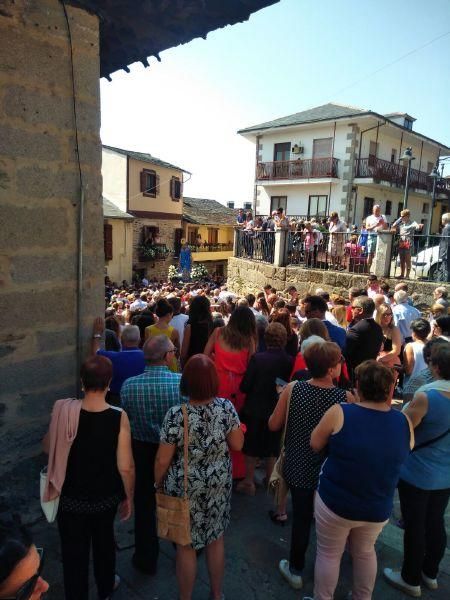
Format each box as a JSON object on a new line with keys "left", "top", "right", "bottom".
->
{"left": 29, "top": 468, "right": 449, "bottom": 600}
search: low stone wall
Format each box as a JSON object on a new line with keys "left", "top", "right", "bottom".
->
{"left": 227, "top": 257, "right": 438, "bottom": 306}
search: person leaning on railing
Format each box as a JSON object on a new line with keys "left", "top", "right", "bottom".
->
{"left": 390, "top": 209, "right": 424, "bottom": 279}
{"left": 438, "top": 212, "right": 450, "bottom": 283}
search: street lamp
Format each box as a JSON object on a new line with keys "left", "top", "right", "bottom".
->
{"left": 400, "top": 147, "right": 415, "bottom": 210}
{"left": 427, "top": 163, "right": 440, "bottom": 238}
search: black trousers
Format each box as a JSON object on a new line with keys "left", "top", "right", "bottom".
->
{"left": 398, "top": 478, "right": 450, "bottom": 586}
{"left": 289, "top": 487, "right": 315, "bottom": 573}
{"left": 57, "top": 506, "right": 117, "bottom": 600}
{"left": 132, "top": 439, "right": 159, "bottom": 569}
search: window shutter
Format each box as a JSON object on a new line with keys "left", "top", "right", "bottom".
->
{"left": 155, "top": 173, "right": 160, "bottom": 196}
{"left": 312, "top": 138, "right": 333, "bottom": 159}
{"left": 104, "top": 223, "right": 113, "bottom": 261}
{"left": 140, "top": 170, "right": 147, "bottom": 193}
{"left": 175, "top": 178, "right": 182, "bottom": 199}
{"left": 170, "top": 177, "right": 175, "bottom": 200}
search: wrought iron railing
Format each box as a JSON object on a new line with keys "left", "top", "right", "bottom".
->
{"left": 390, "top": 233, "right": 449, "bottom": 282}
{"left": 234, "top": 229, "right": 275, "bottom": 264}
{"left": 355, "top": 156, "right": 439, "bottom": 193}
{"left": 191, "top": 242, "right": 234, "bottom": 252}
{"left": 286, "top": 231, "right": 368, "bottom": 273}
{"left": 256, "top": 157, "right": 339, "bottom": 180}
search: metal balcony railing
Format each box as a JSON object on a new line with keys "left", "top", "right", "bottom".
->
{"left": 256, "top": 157, "right": 339, "bottom": 180}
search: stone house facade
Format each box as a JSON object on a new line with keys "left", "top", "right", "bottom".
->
{"left": 102, "top": 145, "right": 189, "bottom": 281}
{"left": 239, "top": 103, "right": 450, "bottom": 231}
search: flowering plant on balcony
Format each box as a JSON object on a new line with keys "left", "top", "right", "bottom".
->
{"left": 191, "top": 263, "right": 208, "bottom": 280}
{"left": 139, "top": 243, "right": 170, "bottom": 261}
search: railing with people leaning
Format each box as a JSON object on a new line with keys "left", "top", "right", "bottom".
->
{"left": 286, "top": 230, "right": 369, "bottom": 273}
{"left": 234, "top": 228, "right": 275, "bottom": 264}
{"left": 390, "top": 233, "right": 449, "bottom": 282}
{"left": 234, "top": 224, "right": 450, "bottom": 282}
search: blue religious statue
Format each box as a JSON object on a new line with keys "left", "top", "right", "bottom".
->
{"left": 179, "top": 239, "right": 192, "bottom": 280}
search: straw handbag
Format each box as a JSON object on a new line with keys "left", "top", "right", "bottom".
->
{"left": 268, "top": 384, "right": 293, "bottom": 505}
{"left": 156, "top": 403, "right": 192, "bottom": 546}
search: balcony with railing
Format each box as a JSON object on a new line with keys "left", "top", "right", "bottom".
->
{"left": 355, "top": 156, "right": 450, "bottom": 196}
{"left": 191, "top": 242, "right": 234, "bottom": 261}
{"left": 256, "top": 157, "right": 339, "bottom": 181}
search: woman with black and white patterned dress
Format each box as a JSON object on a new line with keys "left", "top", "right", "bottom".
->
{"left": 269, "top": 341, "right": 355, "bottom": 591}
{"left": 155, "top": 355, "right": 243, "bottom": 600}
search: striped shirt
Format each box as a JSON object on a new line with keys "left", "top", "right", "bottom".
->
{"left": 121, "top": 365, "right": 182, "bottom": 443}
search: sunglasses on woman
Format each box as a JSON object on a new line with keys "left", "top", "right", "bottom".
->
{"left": 4, "top": 548, "right": 44, "bottom": 600}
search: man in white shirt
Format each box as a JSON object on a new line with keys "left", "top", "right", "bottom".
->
{"left": 365, "top": 205, "right": 387, "bottom": 273}
{"left": 168, "top": 296, "right": 188, "bottom": 347}
{"left": 130, "top": 293, "right": 148, "bottom": 312}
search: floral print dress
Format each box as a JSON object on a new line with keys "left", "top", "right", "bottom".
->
{"left": 160, "top": 398, "right": 240, "bottom": 549}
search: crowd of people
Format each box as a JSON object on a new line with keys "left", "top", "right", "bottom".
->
{"left": 1, "top": 274, "right": 449, "bottom": 600}
{"left": 236, "top": 205, "right": 450, "bottom": 281}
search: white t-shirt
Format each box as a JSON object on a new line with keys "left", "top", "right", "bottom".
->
{"left": 366, "top": 214, "right": 387, "bottom": 231}
{"left": 325, "top": 311, "right": 339, "bottom": 326}
{"left": 170, "top": 313, "right": 189, "bottom": 346}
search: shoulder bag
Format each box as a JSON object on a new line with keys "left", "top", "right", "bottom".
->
{"left": 40, "top": 466, "right": 60, "bottom": 523}
{"left": 156, "top": 403, "right": 192, "bottom": 546}
{"left": 268, "top": 383, "right": 294, "bottom": 505}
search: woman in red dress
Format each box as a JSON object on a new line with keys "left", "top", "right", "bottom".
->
{"left": 204, "top": 307, "right": 256, "bottom": 478}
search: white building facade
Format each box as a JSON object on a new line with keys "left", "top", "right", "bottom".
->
{"left": 238, "top": 104, "right": 450, "bottom": 232}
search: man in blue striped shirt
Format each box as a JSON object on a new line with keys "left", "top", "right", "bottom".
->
{"left": 121, "top": 335, "right": 182, "bottom": 575}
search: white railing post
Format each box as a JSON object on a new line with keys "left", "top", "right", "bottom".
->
{"left": 274, "top": 230, "right": 288, "bottom": 267}
{"left": 373, "top": 231, "right": 395, "bottom": 278}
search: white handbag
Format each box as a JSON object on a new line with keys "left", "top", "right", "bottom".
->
{"left": 40, "top": 467, "right": 59, "bottom": 523}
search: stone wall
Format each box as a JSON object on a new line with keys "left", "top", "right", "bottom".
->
{"left": 227, "top": 257, "right": 438, "bottom": 306}
{"left": 0, "top": 1, "right": 103, "bottom": 484}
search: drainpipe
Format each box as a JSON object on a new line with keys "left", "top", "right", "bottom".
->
{"left": 76, "top": 186, "right": 84, "bottom": 398}
{"left": 253, "top": 135, "right": 261, "bottom": 215}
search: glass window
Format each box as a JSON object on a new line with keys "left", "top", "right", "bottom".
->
{"left": 363, "top": 197, "right": 374, "bottom": 218}
{"left": 385, "top": 200, "right": 392, "bottom": 216}
{"left": 308, "top": 195, "right": 328, "bottom": 218}
{"left": 270, "top": 196, "right": 287, "bottom": 214}
{"left": 273, "top": 143, "right": 291, "bottom": 162}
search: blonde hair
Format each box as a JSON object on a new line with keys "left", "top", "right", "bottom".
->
{"left": 431, "top": 303, "right": 446, "bottom": 317}
{"left": 331, "top": 305, "right": 348, "bottom": 328}
{"left": 375, "top": 303, "right": 394, "bottom": 332}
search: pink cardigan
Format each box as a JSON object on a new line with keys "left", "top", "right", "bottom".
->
{"left": 43, "top": 398, "right": 81, "bottom": 502}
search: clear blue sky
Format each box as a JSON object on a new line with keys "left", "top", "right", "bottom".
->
{"left": 100, "top": 0, "right": 450, "bottom": 205}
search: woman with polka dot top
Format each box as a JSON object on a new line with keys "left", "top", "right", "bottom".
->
{"left": 269, "top": 341, "right": 354, "bottom": 590}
